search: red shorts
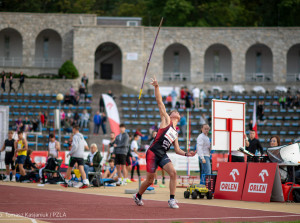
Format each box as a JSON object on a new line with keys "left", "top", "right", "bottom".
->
{"left": 146, "top": 149, "right": 171, "bottom": 173}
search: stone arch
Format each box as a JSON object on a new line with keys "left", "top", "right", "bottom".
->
{"left": 163, "top": 43, "right": 191, "bottom": 81}
{"left": 35, "top": 29, "right": 62, "bottom": 68}
{"left": 204, "top": 43, "right": 232, "bottom": 82}
{"left": 94, "top": 42, "right": 122, "bottom": 80}
{"left": 0, "top": 27, "right": 23, "bottom": 67}
{"left": 245, "top": 43, "right": 273, "bottom": 82}
{"left": 286, "top": 43, "right": 300, "bottom": 82}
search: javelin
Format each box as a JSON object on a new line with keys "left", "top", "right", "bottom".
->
{"left": 136, "top": 17, "right": 164, "bottom": 115}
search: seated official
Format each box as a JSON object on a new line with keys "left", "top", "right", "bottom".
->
{"left": 84, "top": 144, "right": 102, "bottom": 180}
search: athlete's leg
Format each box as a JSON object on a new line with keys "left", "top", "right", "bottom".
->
{"left": 5, "top": 165, "right": 10, "bottom": 176}
{"left": 78, "top": 165, "right": 87, "bottom": 180}
{"left": 138, "top": 172, "right": 155, "bottom": 195}
{"left": 163, "top": 162, "right": 177, "bottom": 196}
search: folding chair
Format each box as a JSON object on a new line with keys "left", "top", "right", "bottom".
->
{"left": 88, "top": 162, "right": 104, "bottom": 188}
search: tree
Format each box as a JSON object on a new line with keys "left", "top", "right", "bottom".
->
{"left": 58, "top": 60, "right": 79, "bottom": 79}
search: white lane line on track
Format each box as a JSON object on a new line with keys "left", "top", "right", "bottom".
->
{"left": 2, "top": 215, "right": 300, "bottom": 221}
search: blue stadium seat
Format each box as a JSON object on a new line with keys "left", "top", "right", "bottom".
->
{"left": 87, "top": 94, "right": 92, "bottom": 98}
{"left": 155, "top": 115, "right": 160, "bottom": 119}
{"left": 83, "top": 128, "right": 89, "bottom": 132}
{"left": 141, "top": 129, "right": 147, "bottom": 134}
{"left": 268, "top": 116, "right": 275, "bottom": 120}
{"left": 154, "top": 108, "right": 159, "bottom": 112}
{"left": 283, "top": 123, "right": 290, "bottom": 127}
{"left": 140, "top": 114, "right": 146, "bottom": 119}
{"left": 288, "top": 131, "right": 296, "bottom": 135}
{"left": 264, "top": 109, "right": 270, "bottom": 112}
{"left": 259, "top": 138, "right": 265, "bottom": 143}
{"left": 285, "top": 139, "right": 292, "bottom": 143}
{"left": 266, "top": 95, "right": 272, "bottom": 100}
{"left": 31, "top": 93, "right": 36, "bottom": 97}
{"left": 292, "top": 123, "right": 299, "bottom": 127}
{"left": 130, "top": 101, "right": 136, "bottom": 105}
{"left": 272, "top": 109, "right": 278, "bottom": 113}
{"left": 122, "top": 94, "right": 128, "bottom": 98}
{"left": 20, "top": 112, "right": 26, "bottom": 116}
{"left": 123, "top": 114, "right": 130, "bottom": 118}
{"left": 124, "top": 121, "right": 131, "bottom": 125}
{"left": 279, "top": 131, "right": 286, "bottom": 135}
{"left": 149, "top": 121, "right": 155, "bottom": 125}
{"left": 244, "top": 96, "right": 250, "bottom": 100}
{"left": 293, "top": 116, "right": 299, "bottom": 120}
{"left": 262, "top": 131, "right": 268, "bottom": 135}
{"left": 17, "top": 93, "right": 23, "bottom": 96}
{"left": 285, "top": 116, "right": 291, "bottom": 120}
{"left": 264, "top": 102, "right": 271, "bottom": 106}
{"left": 122, "top": 101, "right": 128, "bottom": 104}
{"left": 45, "top": 93, "right": 51, "bottom": 97}
{"left": 23, "top": 99, "right": 29, "bottom": 103}
{"left": 258, "top": 96, "right": 264, "bottom": 99}
{"left": 270, "top": 131, "right": 278, "bottom": 135}
{"left": 42, "top": 106, "right": 48, "bottom": 109}
{"left": 13, "top": 105, "right": 19, "bottom": 109}
{"left": 138, "top": 107, "right": 145, "bottom": 112}
{"left": 144, "top": 101, "right": 151, "bottom": 105}
{"left": 275, "top": 122, "right": 281, "bottom": 127}
{"left": 132, "top": 121, "right": 139, "bottom": 125}
{"left": 10, "top": 99, "right": 16, "bottom": 103}
{"left": 280, "top": 109, "right": 286, "bottom": 113}
{"left": 17, "top": 99, "right": 22, "bottom": 103}
{"left": 123, "top": 107, "right": 129, "bottom": 111}
{"left": 146, "top": 108, "right": 153, "bottom": 112}
{"left": 147, "top": 114, "right": 154, "bottom": 119}
{"left": 192, "top": 130, "right": 200, "bottom": 134}
{"left": 140, "top": 121, "right": 147, "bottom": 125}
{"left": 30, "top": 99, "right": 36, "bottom": 103}
{"left": 276, "top": 116, "right": 283, "bottom": 120}
{"left": 38, "top": 93, "right": 44, "bottom": 97}
{"left": 129, "top": 94, "right": 136, "bottom": 98}
{"left": 27, "top": 135, "right": 35, "bottom": 139}
{"left": 251, "top": 95, "right": 257, "bottom": 99}
{"left": 86, "top": 106, "right": 92, "bottom": 110}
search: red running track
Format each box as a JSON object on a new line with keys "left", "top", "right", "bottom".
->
{"left": 0, "top": 185, "right": 300, "bottom": 223}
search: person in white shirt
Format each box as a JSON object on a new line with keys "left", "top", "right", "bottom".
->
{"left": 130, "top": 134, "right": 140, "bottom": 181}
{"left": 80, "top": 109, "right": 90, "bottom": 129}
{"left": 61, "top": 125, "right": 89, "bottom": 188}
{"left": 48, "top": 133, "right": 60, "bottom": 158}
{"left": 199, "top": 89, "right": 206, "bottom": 108}
{"left": 196, "top": 124, "right": 211, "bottom": 183}
{"left": 192, "top": 87, "right": 200, "bottom": 109}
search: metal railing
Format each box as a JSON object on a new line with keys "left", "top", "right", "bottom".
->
{"left": 0, "top": 57, "right": 22, "bottom": 67}
{"left": 286, "top": 73, "right": 300, "bottom": 82}
{"left": 163, "top": 72, "right": 191, "bottom": 82}
{"left": 35, "top": 58, "right": 62, "bottom": 68}
{"left": 204, "top": 73, "right": 232, "bottom": 82}
{"left": 245, "top": 73, "right": 273, "bottom": 82}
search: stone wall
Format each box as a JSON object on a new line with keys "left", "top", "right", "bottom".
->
{"left": 1, "top": 13, "right": 300, "bottom": 91}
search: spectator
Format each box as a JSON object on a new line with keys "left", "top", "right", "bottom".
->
{"left": 130, "top": 134, "right": 141, "bottom": 182}
{"left": 185, "top": 90, "right": 193, "bottom": 109}
{"left": 99, "top": 95, "right": 105, "bottom": 112}
{"left": 8, "top": 72, "right": 16, "bottom": 93}
{"left": 114, "top": 124, "right": 130, "bottom": 185}
{"left": 108, "top": 90, "right": 115, "bottom": 100}
{"left": 180, "top": 87, "right": 186, "bottom": 108}
{"left": 70, "top": 86, "right": 75, "bottom": 97}
{"left": 279, "top": 95, "right": 286, "bottom": 109}
{"left": 79, "top": 84, "right": 86, "bottom": 104}
{"left": 192, "top": 87, "right": 200, "bottom": 109}
{"left": 80, "top": 109, "right": 89, "bottom": 129}
{"left": 64, "top": 118, "right": 73, "bottom": 134}
{"left": 269, "top": 135, "right": 281, "bottom": 147}
{"left": 106, "top": 132, "right": 116, "bottom": 161}
{"left": 93, "top": 111, "right": 101, "bottom": 135}
{"left": 61, "top": 125, "right": 89, "bottom": 188}
{"left": 14, "top": 131, "right": 28, "bottom": 182}
{"left": 248, "top": 120, "right": 253, "bottom": 131}
{"left": 66, "top": 110, "right": 73, "bottom": 119}
{"left": 73, "top": 111, "right": 80, "bottom": 125}
{"left": 179, "top": 114, "right": 187, "bottom": 138}
{"left": 199, "top": 114, "right": 207, "bottom": 126}
{"left": 286, "top": 95, "right": 293, "bottom": 109}
{"left": 200, "top": 89, "right": 206, "bottom": 108}
{"left": 257, "top": 101, "right": 265, "bottom": 122}
{"left": 17, "top": 72, "right": 25, "bottom": 94}
{"left": 48, "top": 133, "right": 60, "bottom": 158}
{"left": 23, "top": 116, "right": 31, "bottom": 132}
{"left": 170, "top": 87, "right": 177, "bottom": 109}
{"left": 44, "top": 111, "right": 48, "bottom": 127}
{"left": 196, "top": 124, "right": 211, "bottom": 183}
{"left": 84, "top": 143, "right": 102, "bottom": 180}
{"left": 63, "top": 93, "right": 73, "bottom": 105}
{"left": 165, "top": 95, "right": 172, "bottom": 108}
{"left": 246, "top": 130, "right": 264, "bottom": 155}
{"left": 1, "top": 71, "right": 6, "bottom": 92}
{"left": 101, "top": 112, "right": 107, "bottom": 135}
{"left": 149, "top": 123, "right": 158, "bottom": 136}
{"left": 294, "top": 94, "right": 300, "bottom": 109}
{"left": 15, "top": 117, "right": 23, "bottom": 131}
{"left": 39, "top": 112, "right": 45, "bottom": 132}
{"left": 81, "top": 73, "right": 88, "bottom": 91}
{"left": 60, "top": 110, "right": 66, "bottom": 127}
{"left": 23, "top": 149, "right": 37, "bottom": 171}
{"left": 31, "top": 115, "right": 39, "bottom": 132}
{"left": 1, "top": 131, "right": 16, "bottom": 182}
{"left": 102, "top": 159, "right": 118, "bottom": 181}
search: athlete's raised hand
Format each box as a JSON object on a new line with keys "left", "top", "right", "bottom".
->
{"left": 150, "top": 76, "right": 158, "bottom": 87}
{"left": 186, "top": 151, "right": 197, "bottom": 157}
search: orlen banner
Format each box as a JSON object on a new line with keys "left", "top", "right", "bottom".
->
{"left": 102, "top": 94, "right": 120, "bottom": 136}
{"left": 242, "top": 163, "right": 283, "bottom": 202}
{"left": 214, "top": 162, "right": 247, "bottom": 200}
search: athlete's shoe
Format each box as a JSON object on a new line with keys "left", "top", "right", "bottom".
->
{"left": 162, "top": 177, "right": 165, "bottom": 184}
{"left": 133, "top": 194, "right": 144, "bottom": 206}
{"left": 130, "top": 178, "right": 137, "bottom": 182}
{"left": 11, "top": 176, "right": 16, "bottom": 182}
{"left": 79, "top": 184, "right": 89, "bottom": 189}
{"left": 154, "top": 179, "right": 158, "bottom": 185}
{"left": 61, "top": 182, "right": 69, "bottom": 188}
{"left": 3, "top": 177, "right": 9, "bottom": 182}
{"left": 168, "top": 199, "right": 179, "bottom": 209}
{"left": 126, "top": 179, "right": 132, "bottom": 183}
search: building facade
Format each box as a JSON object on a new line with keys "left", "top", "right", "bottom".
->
{"left": 1, "top": 12, "right": 300, "bottom": 91}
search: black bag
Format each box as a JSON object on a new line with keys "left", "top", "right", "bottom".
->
{"left": 45, "top": 158, "right": 58, "bottom": 170}
{"left": 293, "top": 188, "right": 300, "bottom": 203}
{"left": 92, "top": 175, "right": 103, "bottom": 187}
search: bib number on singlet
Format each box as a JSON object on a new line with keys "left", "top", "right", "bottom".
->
{"left": 162, "top": 127, "right": 178, "bottom": 151}
{"left": 165, "top": 127, "right": 178, "bottom": 144}
{"left": 5, "top": 146, "right": 12, "bottom": 152}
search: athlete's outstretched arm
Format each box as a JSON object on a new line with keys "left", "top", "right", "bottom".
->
{"left": 174, "top": 139, "right": 197, "bottom": 157}
{"left": 150, "top": 76, "right": 169, "bottom": 126}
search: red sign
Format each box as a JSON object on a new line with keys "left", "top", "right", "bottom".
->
{"left": 214, "top": 162, "right": 247, "bottom": 200}
{"left": 211, "top": 153, "right": 228, "bottom": 171}
{"left": 31, "top": 151, "right": 66, "bottom": 168}
{"left": 242, "top": 163, "right": 278, "bottom": 202}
